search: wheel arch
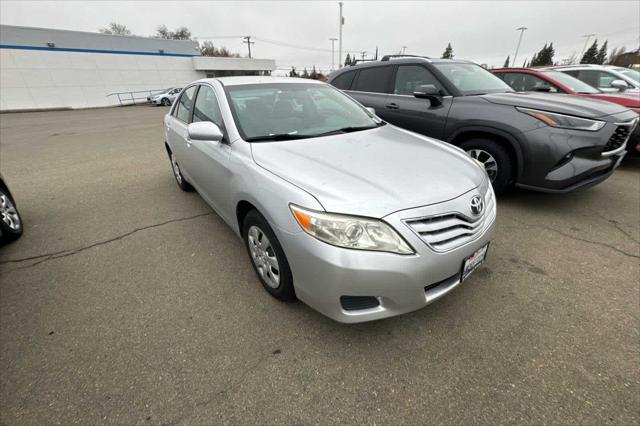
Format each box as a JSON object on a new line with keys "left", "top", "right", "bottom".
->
{"left": 448, "top": 127, "right": 524, "bottom": 181}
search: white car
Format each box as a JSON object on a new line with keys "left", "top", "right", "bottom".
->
{"left": 550, "top": 65, "right": 640, "bottom": 93}
{"left": 148, "top": 87, "right": 183, "bottom": 106}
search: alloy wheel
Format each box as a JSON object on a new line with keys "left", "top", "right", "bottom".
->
{"left": 0, "top": 193, "right": 21, "bottom": 231}
{"left": 247, "top": 225, "right": 280, "bottom": 289}
{"left": 468, "top": 149, "right": 499, "bottom": 182}
{"left": 171, "top": 154, "right": 183, "bottom": 184}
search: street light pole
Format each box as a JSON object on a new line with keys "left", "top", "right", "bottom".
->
{"left": 329, "top": 37, "right": 338, "bottom": 70}
{"left": 338, "top": 2, "right": 344, "bottom": 67}
{"left": 513, "top": 27, "right": 528, "bottom": 67}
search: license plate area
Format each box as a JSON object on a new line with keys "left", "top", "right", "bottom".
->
{"left": 461, "top": 243, "right": 489, "bottom": 282}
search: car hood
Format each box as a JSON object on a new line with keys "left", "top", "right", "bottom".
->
{"left": 481, "top": 92, "right": 629, "bottom": 118}
{"left": 250, "top": 125, "right": 485, "bottom": 218}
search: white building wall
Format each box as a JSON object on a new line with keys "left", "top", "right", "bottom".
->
{"left": 0, "top": 49, "right": 204, "bottom": 111}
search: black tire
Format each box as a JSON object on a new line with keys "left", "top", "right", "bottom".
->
{"left": 460, "top": 138, "right": 513, "bottom": 195}
{"left": 0, "top": 186, "right": 23, "bottom": 243}
{"left": 161, "top": 98, "right": 170, "bottom": 106}
{"left": 242, "top": 209, "right": 295, "bottom": 301}
{"left": 168, "top": 151, "right": 193, "bottom": 191}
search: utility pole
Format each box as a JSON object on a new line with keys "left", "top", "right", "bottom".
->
{"left": 360, "top": 51, "right": 367, "bottom": 62}
{"left": 579, "top": 34, "right": 596, "bottom": 62}
{"left": 513, "top": 27, "right": 528, "bottom": 67}
{"left": 401, "top": 46, "right": 407, "bottom": 55}
{"left": 329, "top": 37, "right": 338, "bottom": 70}
{"left": 243, "top": 36, "right": 254, "bottom": 58}
{"left": 338, "top": 2, "right": 344, "bottom": 67}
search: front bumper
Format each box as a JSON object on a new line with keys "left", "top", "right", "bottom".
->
{"left": 276, "top": 187, "right": 496, "bottom": 323}
{"left": 516, "top": 116, "right": 635, "bottom": 192}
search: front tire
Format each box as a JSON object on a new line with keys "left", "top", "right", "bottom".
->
{"left": 242, "top": 210, "right": 295, "bottom": 301}
{"left": 161, "top": 98, "right": 171, "bottom": 106}
{"left": 461, "top": 138, "right": 513, "bottom": 195}
{"left": 0, "top": 187, "right": 23, "bottom": 243}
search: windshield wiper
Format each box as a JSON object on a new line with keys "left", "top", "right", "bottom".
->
{"left": 245, "top": 133, "right": 314, "bottom": 142}
{"left": 314, "top": 122, "right": 385, "bottom": 137}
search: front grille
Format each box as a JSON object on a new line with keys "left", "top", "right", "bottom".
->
{"left": 404, "top": 191, "right": 495, "bottom": 252}
{"left": 603, "top": 120, "right": 637, "bottom": 154}
{"left": 340, "top": 296, "right": 380, "bottom": 311}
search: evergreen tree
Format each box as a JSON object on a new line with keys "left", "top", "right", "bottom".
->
{"left": 596, "top": 40, "right": 608, "bottom": 64}
{"left": 530, "top": 53, "right": 537, "bottom": 67}
{"left": 289, "top": 66, "right": 299, "bottom": 77}
{"left": 302, "top": 68, "right": 310, "bottom": 78}
{"left": 530, "top": 43, "right": 555, "bottom": 66}
{"left": 344, "top": 53, "right": 352, "bottom": 67}
{"left": 503, "top": 56, "right": 510, "bottom": 68}
{"left": 441, "top": 43, "right": 454, "bottom": 59}
{"left": 581, "top": 40, "right": 599, "bottom": 64}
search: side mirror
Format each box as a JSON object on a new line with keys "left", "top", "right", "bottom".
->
{"left": 413, "top": 84, "right": 442, "bottom": 106}
{"left": 610, "top": 79, "right": 629, "bottom": 91}
{"left": 188, "top": 121, "right": 223, "bottom": 142}
{"left": 365, "top": 106, "right": 376, "bottom": 115}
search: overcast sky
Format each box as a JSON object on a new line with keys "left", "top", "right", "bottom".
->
{"left": 1, "top": 0, "right": 639, "bottom": 74}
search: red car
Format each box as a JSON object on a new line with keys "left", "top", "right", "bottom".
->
{"left": 493, "top": 68, "right": 640, "bottom": 154}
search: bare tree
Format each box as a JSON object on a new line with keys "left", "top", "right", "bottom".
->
{"left": 156, "top": 25, "right": 192, "bottom": 40}
{"left": 199, "top": 41, "right": 241, "bottom": 57}
{"left": 99, "top": 22, "right": 132, "bottom": 36}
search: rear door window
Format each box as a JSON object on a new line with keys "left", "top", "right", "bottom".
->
{"left": 331, "top": 71, "right": 356, "bottom": 90}
{"left": 174, "top": 86, "right": 198, "bottom": 123}
{"left": 352, "top": 66, "right": 393, "bottom": 93}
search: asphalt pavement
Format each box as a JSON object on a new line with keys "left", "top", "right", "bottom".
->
{"left": 0, "top": 106, "right": 638, "bottom": 424}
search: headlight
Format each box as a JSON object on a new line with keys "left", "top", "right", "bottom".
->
{"left": 517, "top": 107, "right": 605, "bottom": 131}
{"left": 290, "top": 204, "right": 414, "bottom": 254}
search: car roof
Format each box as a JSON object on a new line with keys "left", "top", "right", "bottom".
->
{"left": 202, "top": 76, "right": 325, "bottom": 86}
{"left": 338, "top": 56, "right": 473, "bottom": 70}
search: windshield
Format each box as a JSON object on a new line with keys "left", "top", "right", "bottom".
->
{"left": 224, "top": 83, "right": 380, "bottom": 141}
{"left": 541, "top": 70, "right": 600, "bottom": 94}
{"left": 616, "top": 68, "right": 640, "bottom": 83}
{"left": 433, "top": 63, "right": 513, "bottom": 95}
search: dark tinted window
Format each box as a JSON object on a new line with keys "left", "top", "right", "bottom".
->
{"left": 394, "top": 65, "right": 444, "bottom": 95}
{"left": 501, "top": 73, "right": 526, "bottom": 91}
{"left": 331, "top": 71, "right": 356, "bottom": 89}
{"left": 174, "top": 86, "right": 197, "bottom": 123}
{"left": 352, "top": 66, "right": 393, "bottom": 93}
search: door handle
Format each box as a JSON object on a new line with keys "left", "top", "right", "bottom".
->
{"left": 385, "top": 103, "right": 399, "bottom": 110}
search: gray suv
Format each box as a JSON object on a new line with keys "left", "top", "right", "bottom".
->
{"left": 328, "top": 55, "right": 638, "bottom": 194}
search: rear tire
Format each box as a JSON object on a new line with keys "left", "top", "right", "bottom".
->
{"left": 242, "top": 210, "right": 296, "bottom": 301}
{"left": 168, "top": 152, "right": 192, "bottom": 191}
{"left": 460, "top": 138, "right": 513, "bottom": 195}
{"left": 0, "top": 187, "right": 23, "bottom": 243}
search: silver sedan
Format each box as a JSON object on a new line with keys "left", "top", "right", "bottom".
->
{"left": 164, "top": 77, "right": 495, "bottom": 323}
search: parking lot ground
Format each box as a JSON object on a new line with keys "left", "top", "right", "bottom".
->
{"left": 1, "top": 106, "right": 639, "bottom": 425}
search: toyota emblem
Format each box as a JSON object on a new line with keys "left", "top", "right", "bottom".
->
{"left": 470, "top": 195, "right": 484, "bottom": 216}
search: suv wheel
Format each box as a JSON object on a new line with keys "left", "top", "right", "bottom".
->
{"left": 460, "top": 138, "right": 513, "bottom": 195}
{"left": 0, "top": 187, "right": 23, "bottom": 243}
{"left": 243, "top": 210, "right": 295, "bottom": 301}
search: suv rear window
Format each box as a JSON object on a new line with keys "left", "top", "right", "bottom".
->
{"left": 331, "top": 71, "right": 356, "bottom": 90}
{"left": 352, "top": 66, "right": 393, "bottom": 93}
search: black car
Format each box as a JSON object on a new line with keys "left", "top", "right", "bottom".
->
{"left": 0, "top": 174, "right": 23, "bottom": 243}
{"left": 328, "top": 55, "right": 638, "bottom": 194}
